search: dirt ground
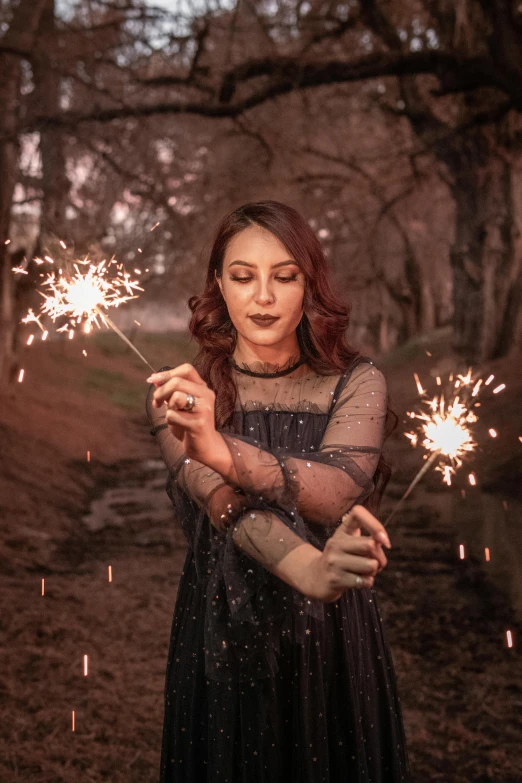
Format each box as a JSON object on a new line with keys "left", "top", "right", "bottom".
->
{"left": 1, "top": 329, "right": 521, "bottom": 782}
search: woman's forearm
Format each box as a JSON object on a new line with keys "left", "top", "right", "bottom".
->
{"left": 231, "top": 508, "right": 320, "bottom": 594}
{"left": 205, "top": 433, "right": 240, "bottom": 484}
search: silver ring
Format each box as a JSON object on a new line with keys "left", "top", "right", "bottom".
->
{"left": 355, "top": 575, "right": 363, "bottom": 589}
{"left": 182, "top": 393, "right": 198, "bottom": 412}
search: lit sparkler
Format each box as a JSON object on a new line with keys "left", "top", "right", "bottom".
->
{"left": 18, "top": 254, "right": 155, "bottom": 371}
{"left": 383, "top": 366, "right": 505, "bottom": 527}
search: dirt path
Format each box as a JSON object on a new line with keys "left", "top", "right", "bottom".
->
{"left": 2, "top": 332, "right": 521, "bottom": 782}
{"left": 2, "top": 453, "right": 521, "bottom": 782}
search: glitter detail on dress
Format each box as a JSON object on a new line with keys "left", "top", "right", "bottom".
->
{"left": 145, "top": 355, "right": 411, "bottom": 782}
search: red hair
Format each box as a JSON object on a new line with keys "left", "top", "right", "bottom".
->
{"left": 188, "top": 200, "right": 397, "bottom": 515}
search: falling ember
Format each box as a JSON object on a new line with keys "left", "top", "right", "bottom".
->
{"left": 426, "top": 351, "right": 432, "bottom": 356}
{"left": 72, "top": 710, "right": 75, "bottom": 731}
{"left": 18, "top": 369, "right": 24, "bottom": 383}
{"left": 493, "top": 383, "right": 506, "bottom": 394}
{"left": 27, "top": 334, "right": 34, "bottom": 346}
{"left": 69, "top": 329, "right": 74, "bottom": 340}
{"left": 42, "top": 331, "right": 48, "bottom": 341}
{"left": 137, "top": 248, "right": 142, "bottom": 253}
{"left": 133, "top": 320, "right": 141, "bottom": 326}
{"left": 87, "top": 450, "right": 90, "bottom": 462}
{"left": 506, "top": 630, "right": 514, "bottom": 648}
{"left": 488, "top": 429, "right": 497, "bottom": 438}
{"left": 471, "top": 379, "right": 483, "bottom": 397}
{"left": 485, "top": 547, "right": 490, "bottom": 562}
{"left": 485, "top": 374, "right": 494, "bottom": 386}
{"left": 413, "top": 372, "right": 425, "bottom": 395}
{"left": 436, "top": 376, "right": 441, "bottom": 386}
{"left": 4, "top": 238, "right": 11, "bottom": 245}
{"left": 459, "top": 544, "right": 465, "bottom": 559}
{"left": 441, "top": 465, "right": 453, "bottom": 485}
{"left": 82, "top": 349, "right": 87, "bottom": 357}
{"left": 60, "top": 240, "right": 67, "bottom": 249}
{"left": 134, "top": 268, "right": 141, "bottom": 275}
{"left": 151, "top": 222, "right": 160, "bottom": 231}
{"left": 108, "top": 565, "right": 112, "bottom": 582}
{"left": 468, "top": 473, "right": 477, "bottom": 486}
{"left": 41, "top": 578, "right": 45, "bottom": 596}
{"left": 83, "top": 655, "right": 88, "bottom": 676}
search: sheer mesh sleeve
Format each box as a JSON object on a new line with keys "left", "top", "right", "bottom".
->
{"left": 146, "top": 369, "right": 243, "bottom": 531}
{"left": 145, "top": 360, "right": 387, "bottom": 683}
{"left": 219, "top": 362, "right": 387, "bottom": 528}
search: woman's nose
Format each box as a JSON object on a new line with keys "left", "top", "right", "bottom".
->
{"left": 254, "top": 279, "right": 275, "bottom": 304}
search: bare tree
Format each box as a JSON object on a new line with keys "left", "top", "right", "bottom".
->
{"left": 4, "top": 0, "right": 522, "bottom": 379}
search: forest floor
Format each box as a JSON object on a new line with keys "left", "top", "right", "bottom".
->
{"left": 1, "top": 327, "right": 521, "bottom": 782}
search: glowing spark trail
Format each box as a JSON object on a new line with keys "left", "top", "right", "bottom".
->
{"left": 383, "top": 366, "right": 505, "bottom": 527}
{"left": 18, "top": 254, "right": 155, "bottom": 371}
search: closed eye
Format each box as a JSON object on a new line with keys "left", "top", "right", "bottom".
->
{"left": 230, "top": 275, "right": 298, "bottom": 283}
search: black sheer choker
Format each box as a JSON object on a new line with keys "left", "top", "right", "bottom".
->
{"left": 229, "top": 354, "right": 305, "bottom": 378}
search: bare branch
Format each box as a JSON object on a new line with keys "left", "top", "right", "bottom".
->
{"left": 28, "top": 49, "right": 498, "bottom": 131}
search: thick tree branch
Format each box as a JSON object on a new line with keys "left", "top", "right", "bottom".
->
{"left": 27, "top": 50, "right": 499, "bottom": 131}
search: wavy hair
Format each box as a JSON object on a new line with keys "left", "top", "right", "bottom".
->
{"left": 187, "top": 200, "right": 397, "bottom": 516}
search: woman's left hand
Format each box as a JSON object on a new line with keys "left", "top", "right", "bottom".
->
{"left": 146, "top": 363, "right": 219, "bottom": 462}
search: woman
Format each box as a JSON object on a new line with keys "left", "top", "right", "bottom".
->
{"left": 146, "top": 200, "right": 410, "bottom": 782}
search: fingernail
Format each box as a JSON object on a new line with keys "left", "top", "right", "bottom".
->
{"left": 378, "top": 531, "right": 391, "bottom": 548}
{"left": 146, "top": 376, "right": 155, "bottom": 383}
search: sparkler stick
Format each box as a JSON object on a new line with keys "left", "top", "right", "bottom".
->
{"left": 383, "top": 449, "right": 441, "bottom": 527}
{"left": 94, "top": 307, "right": 155, "bottom": 372}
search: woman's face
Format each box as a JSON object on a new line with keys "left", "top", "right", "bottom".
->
{"left": 217, "top": 225, "right": 305, "bottom": 352}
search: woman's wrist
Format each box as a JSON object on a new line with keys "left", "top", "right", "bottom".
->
{"left": 203, "top": 432, "right": 240, "bottom": 485}
{"left": 272, "top": 542, "right": 323, "bottom": 597}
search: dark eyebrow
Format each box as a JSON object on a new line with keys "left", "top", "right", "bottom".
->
{"left": 228, "top": 259, "right": 298, "bottom": 269}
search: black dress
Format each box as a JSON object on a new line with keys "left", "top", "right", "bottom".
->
{"left": 146, "top": 354, "right": 411, "bottom": 782}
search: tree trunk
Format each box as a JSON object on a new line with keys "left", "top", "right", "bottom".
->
{"left": 11, "top": 0, "right": 71, "bottom": 365}
{"left": 0, "top": 56, "right": 24, "bottom": 382}
{"left": 0, "top": 0, "right": 48, "bottom": 383}
{"left": 449, "top": 141, "right": 518, "bottom": 364}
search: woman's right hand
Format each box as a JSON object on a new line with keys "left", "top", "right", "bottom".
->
{"left": 303, "top": 505, "right": 391, "bottom": 603}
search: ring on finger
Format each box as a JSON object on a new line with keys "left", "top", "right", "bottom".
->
{"left": 182, "top": 393, "right": 198, "bottom": 412}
